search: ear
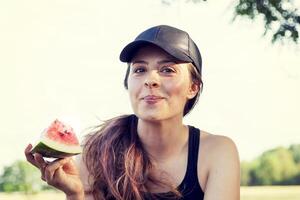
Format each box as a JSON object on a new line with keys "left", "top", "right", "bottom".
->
{"left": 187, "top": 82, "right": 199, "bottom": 99}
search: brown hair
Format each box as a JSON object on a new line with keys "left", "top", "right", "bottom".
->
{"left": 83, "top": 62, "right": 203, "bottom": 199}
{"left": 184, "top": 63, "right": 203, "bottom": 116}
{"left": 83, "top": 115, "right": 180, "bottom": 200}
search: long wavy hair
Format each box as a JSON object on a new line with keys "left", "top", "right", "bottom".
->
{"left": 83, "top": 63, "right": 203, "bottom": 200}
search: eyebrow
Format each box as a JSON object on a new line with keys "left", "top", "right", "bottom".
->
{"left": 132, "top": 59, "right": 177, "bottom": 65}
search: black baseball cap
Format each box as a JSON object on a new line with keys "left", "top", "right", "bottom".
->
{"left": 119, "top": 25, "right": 202, "bottom": 74}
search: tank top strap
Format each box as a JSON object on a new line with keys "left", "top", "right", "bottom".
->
{"left": 176, "top": 125, "right": 203, "bottom": 199}
{"left": 180, "top": 125, "right": 200, "bottom": 188}
{"left": 187, "top": 125, "right": 200, "bottom": 177}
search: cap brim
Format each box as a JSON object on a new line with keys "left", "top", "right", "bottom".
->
{"left": 119, "top": 40, "right": 193, "bottom": 63}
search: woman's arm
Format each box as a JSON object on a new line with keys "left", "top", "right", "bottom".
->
{"left": 202, "top": 135, "right": 240, "bottom": 200}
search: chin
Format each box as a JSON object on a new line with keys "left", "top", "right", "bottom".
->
{"left": 135, "top": 111, "right": 166, "bottom": 122}
{"left": 135, "top": 111, "right": 180, "bottom": 123}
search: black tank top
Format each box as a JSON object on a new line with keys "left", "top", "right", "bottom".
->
{"left": 149, "top": 125, "right": 205, "bottom": 200}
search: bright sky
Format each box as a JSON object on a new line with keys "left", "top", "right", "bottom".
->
{"left": 1, "top": 0, "right": 300, "bottom": 170}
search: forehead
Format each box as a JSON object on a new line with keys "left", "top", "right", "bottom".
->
{"left": 131, "top": 44, "right": 178, "bottom": 62}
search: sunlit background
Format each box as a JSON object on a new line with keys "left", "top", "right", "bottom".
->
{"left": 1, "top": 0, "right": 299, "bottom": 173}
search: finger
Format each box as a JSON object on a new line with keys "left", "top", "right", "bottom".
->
{"left": 34, "top": 153, "right": 47, "bottom": 169}
{"left": 25, "top": 143, "right": 33, "bottom": 153}
{"left": 51, "top": 166, "right": 65, "bottom": 186}
{"left": 34, "top": 153, "right": 49, "bottom": 181}
{"left": 61, "top": 157, "right": 78, "bottom": 173}
{"left": 44, "top": 159, "right": 62, "bottom": 183}
{"left": 25, "top": 145, "right": 47, "bottom": 181}
{"left": 47, "top": 157, "right": 71, "bottom": 172}
{"left": 45, "top": 158, "right": 71, "bottom": 185}
{"left": 44, "top": 165, "right": 55, "bottom": 183}
{"left": 24, "top": 144, "right": 39, "bottom": 168}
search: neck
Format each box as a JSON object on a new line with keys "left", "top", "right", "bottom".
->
{"left": 137, "top": 116, "right": 188, "bottom": 161}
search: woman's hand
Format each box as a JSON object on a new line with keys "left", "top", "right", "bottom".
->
{"left": 24, "top": 144, "right": 84, "bottom": 198}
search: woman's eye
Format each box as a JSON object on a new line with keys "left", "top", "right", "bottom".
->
{"left": 133, "top": 67, "right": 146, "bottom": 73}
{"left": 161, "top": 67, "right": 175, "bottom": 73}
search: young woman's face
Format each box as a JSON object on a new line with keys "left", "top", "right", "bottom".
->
{"left": 127, "top": 45, "right": 198, "bottom": 121}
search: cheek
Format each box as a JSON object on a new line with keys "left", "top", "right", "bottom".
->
{"left": 164, "top": 79, "right": 190, "bottom": 99}
{"left": 127, "top": 77, "right": 141, "bottom": 99}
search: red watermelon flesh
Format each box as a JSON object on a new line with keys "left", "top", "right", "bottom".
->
{"left": 46, "top": 119, "right": 79, "bottom": 145}
{"left": 31, "top": 119, "right": 82, "bottom": 158}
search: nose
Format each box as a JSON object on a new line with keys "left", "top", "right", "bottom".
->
{"left": 145, "top": 80, "right": 159, "bottom": 88}
{"left": 144, "top": 71, "right": 159, "bottom": 88}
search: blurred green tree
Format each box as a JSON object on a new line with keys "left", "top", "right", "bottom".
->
{"left": 0, "top": 160, "right": 43, "bottom": 194}
{"left": 289, "top": 144, "right": 300, "bottom": 164}
{"left": 162, "top": 0, "right": 300, "bottom": 44}
{"left": 241, "top": 159, "right": 259, "bottom": 185}
{"left": 234, "top": 0, "right": 300, "bottom": 43}
{"left": 251, "top": 147, "right": 298, "bottom": 185}
{"left": 240, "top": 161, "right": 251, "bottom": 185}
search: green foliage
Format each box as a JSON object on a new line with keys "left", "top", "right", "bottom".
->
{"left": 255, "top": 148, "right": 298, "bottom": 184}
{"left": 289, "top": 144, "right": 300, "bottom": 164}
{"left": 0, "top": 160, "right": 44, "bottom": 194}
{"left": 241, "top": 159, "right": 259, "bottom": 185}
{"left": 241, "top": 144, "right": 300, "bottom": 186}
{"left": 162, "top": 0, "right": 300, "bottom": 44}
{"left": 241, "top": 161, "right": 251, "bottom": 185}
{"left": 234, "top": 0, "right": 300, "bottom": 43}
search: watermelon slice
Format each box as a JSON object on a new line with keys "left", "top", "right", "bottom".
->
{"left": 31, "top": 119, "right": 82, "bottom": 158}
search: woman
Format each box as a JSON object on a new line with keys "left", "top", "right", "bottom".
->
{"left": 25, "top": 25, "right": 240, "bottom": 200}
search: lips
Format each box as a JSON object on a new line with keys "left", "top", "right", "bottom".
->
{"left": 142, "top": 95, "right": 165, "bottom": 104}
{"left": 143, "top": 95, "right": 164, "bottom": 100}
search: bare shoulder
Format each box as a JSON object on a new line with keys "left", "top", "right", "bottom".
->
{"left": 198, "top": 131, "right": 240, "bottom": 197}
{"left": 200, "top": 131, "right": 239, "bottom": 162}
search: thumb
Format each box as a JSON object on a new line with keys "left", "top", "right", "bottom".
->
{"left": 61, "top": 157, "right": 79, "bottom": 175}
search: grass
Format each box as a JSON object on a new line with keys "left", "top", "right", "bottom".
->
{"left": 0, "top": 191, "right": 64, "bottom": 200}
{"left": 0, "top": 186, "right": 299, "bottom": 200}
{"left": 241, "top": 186, "right": 300, "bottom": 200}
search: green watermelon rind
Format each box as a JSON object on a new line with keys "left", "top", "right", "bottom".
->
{"left": 31, "top": 120, "right": 82, "bottom": 158}
{"left": 31, "top": 141, "right": 82, "bottom": 158}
